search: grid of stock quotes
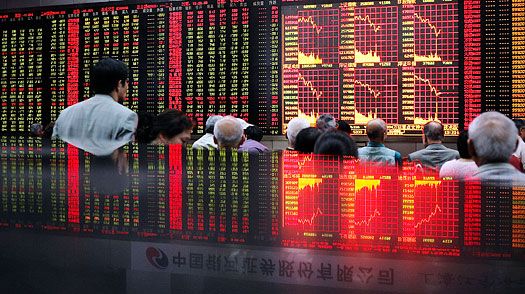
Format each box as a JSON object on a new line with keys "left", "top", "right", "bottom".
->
{"left": 0, "top": 0, "right": 280, "bottom": 134}
{"left": 0, "top": 0, "right": 524, "bottom": 136}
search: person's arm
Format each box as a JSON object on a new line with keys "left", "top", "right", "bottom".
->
{"left": 117, "top": 112, "right": 139, "bottom": 140}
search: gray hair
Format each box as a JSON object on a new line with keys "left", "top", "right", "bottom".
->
{"left": 366, "top": 118, "right": 387, "bottom": 141}
{"left": 468, "top": 111, "right": 518, "bottom": 162}
{"left": 205, "top": 115, "right": 223, "bottom": 134}
{"left": 287, "top": 117, "right": 310, "bottom": 148}
{"left": 213, "top": 116, "right": 243, "bottom": 148}
{"left": 423, "top": 121, "right": 444, "bottom": 141}
{"left": 316, "top": 114, "right": 337, "bottom": 132}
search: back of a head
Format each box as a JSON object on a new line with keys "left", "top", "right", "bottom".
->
{"left": 136, "top": 110, "right": 193, "bottom": 143}
{"left": 337, "top": 120, "right": 352, "bottom": 134}
{"left": 457, "top": 130, "right": 471, "bottom": 159}
{"left": 469, "top": 111, "right": 517, "bottom": 163}
{"left": 366, "top": 118, "right": 387, "bottom": 142}
{"left": 514, "top": 119, "right": 525, "bottom": 134}
{"left": 287, "top": 117, "right": 310, "bottom": 148}
{"left": 91, "top": 58, "right": 129, "bottom": 95}
{"left": 214, "top": 116, "right": 244, "bottom": 148}
{"left": 205, "top": 115, "right": 223, "bottom": 134}
{"left": 423, "top": 121, "right": 444, "bottom": 142}
{"left": 314, "top": 130, "right": 358, "bottom": 156}
{"left": 154, "top": 109, "right": 193, "bottom": 140}
{"left": 245, "top": 125, "right": 264, "bottom": 142}
{"left": 316, "top": 114, "right": 337, "bottom": 132}
{"left": 295, "top": 127, "right": 322, "bottom": 153}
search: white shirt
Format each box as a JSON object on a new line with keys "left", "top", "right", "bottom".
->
{"left": 53, "top": 94, "right": 138, "bottom": 156}
{"left": 192, "top": 133, "right": 218, "bottom": 150}
{"left": 513, "top": 136, "right": 525, "bottom": 170}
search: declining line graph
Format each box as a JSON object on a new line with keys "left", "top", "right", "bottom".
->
{"left": 355, "top": 15, "right": 381, "bottom": 32}
{"left": 298, "top": 9, "right": 339, "bottom": 65}
{"left": 297, "top": 69, "right": 340, "bottom": 122}
{"left": 414, "top": 67, "right": 458, "bottom": 125}
{"left": 297, "top": 16, "right": 323, "bottom": 34}
{"left": 414, "top": 74, "right": 442, "bottom": 97}
{"left": 298, "top": 73, "right": 323, "bottom": 100}
{"left": 414, "top": 13, "right": 441, "bottom": 37}
{"left": 354, "top": 68, "right": 398, "bottom": 125}
{"left": 354, "top": 80, "right": 382, "bottom": 99}
{"left": 414, "top": 4, "right": 458, "bottom": 62}
{"left": 354, "top": 6, "right": 398, "bottom": 63}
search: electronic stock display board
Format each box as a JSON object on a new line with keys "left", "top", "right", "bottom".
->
{"left": 0, "top": 0, "right": 523, "bottom": 136}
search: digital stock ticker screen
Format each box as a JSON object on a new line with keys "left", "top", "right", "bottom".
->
{"left": 282, "top": 0, "right": 462, "bottom": 136}
{"left": 0, "top": 0, "right": 523, "bottom": 136}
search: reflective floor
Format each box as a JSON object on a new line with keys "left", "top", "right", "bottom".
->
{"left": 0, "top": 137, "right": 524, "bottom": 293}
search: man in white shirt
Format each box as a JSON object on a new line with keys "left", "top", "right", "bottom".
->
{"left": 53, "top": 58, "right": 138, "bottom": 155}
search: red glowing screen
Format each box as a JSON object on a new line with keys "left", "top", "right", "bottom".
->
{"left": 282, "top": 153, "right": 461, "bottom": 255}
{"left": 282, "top": 0, "right": 464, "bottom": 136}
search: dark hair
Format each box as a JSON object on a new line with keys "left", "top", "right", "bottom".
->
{"left": 423, "top": 121, "right": 444, "bottom": 141}
{"left": 295, "top": 127, "right": 322, "bottom": 153}
{"left": 136, "top": 110, "right": 193, "bottom": 143}
{"left": 514, "top": 119, "right": 525, "bottom": 134}
{"left": 244, "top": 125, "right": 264, "bottom": 142}
{"left": 337, "top": 120, "right": 351, "bottom": 134}
{"left": 314, "top": 130, "right": 358, "bottom": 156}
{"left": 457, "top": 130, "right": 471, "bottom": 159}
{"left": 91, "top": 58, "right": 129, "bottom": 95}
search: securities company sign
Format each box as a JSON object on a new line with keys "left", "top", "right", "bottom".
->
{"left": 131, "top": 241, "right": 524, "bottom": 292}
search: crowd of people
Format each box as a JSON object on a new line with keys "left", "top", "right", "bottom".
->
{"left": 32, "top": 58, "right": 525, "bottom": 184}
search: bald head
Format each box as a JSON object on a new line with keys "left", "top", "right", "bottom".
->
{"left": 423, "top": 121, "right": 444, "bottom": 143}
{"left": 214, "top": 116, "right": 244, "bottom": 148}
{"left": 366, "top": 119, "right": 387, "bottom": 142}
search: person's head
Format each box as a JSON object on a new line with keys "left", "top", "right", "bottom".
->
{"left": 314, "top": 130, "right": 358, "bottom": 156}
{"left": 286, "top": 117, "right": 310, "bottom": 148}
{"left": 91, "top": 58, "right": 129, "bottom": 102}
{"left": 514, "top": 119, "right": 525, "bottom": 140}
{"left": 205, "top": 115, "right": 223, "bottom": 134}
{"left": 30, "top": 123, "right": 44, "bottom": 137}
{"left": 456, "top": 130, "right": 471, "bottom": 159}
{"left": 295, "top": 127, "right": 322, "bottom": 153}
{"left": 136, "top": 110, "right": 193, "bottom": 144}
{"left": 422, "top": 121, "right": 445, "bottom": 145}
{"left": 337, "top": 120, "right": 352, "bottom": 135}
{"left": 366, "top": 118, "right": 387, "bottom": 143}
{"left": 316, "top": 114, "right": 337, "bottom": 132}
{"left": 244, "top": 125, "right": 264, "bottom": 142}
{"left": 468, "top": 111, "right": 518, "bottom": 166}
{"left": 30, "top": 122, "right": 55, "bottom": 139}
{"left": 213, "top": 116, "right": 245, "bottom": 148}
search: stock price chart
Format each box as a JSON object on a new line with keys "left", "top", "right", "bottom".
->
{"left": 282, "top": 0, "right": 462, "bottom": 136}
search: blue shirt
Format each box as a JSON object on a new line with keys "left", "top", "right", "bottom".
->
{"left": 358, "top": 141, "right": 402, "bottom": 166}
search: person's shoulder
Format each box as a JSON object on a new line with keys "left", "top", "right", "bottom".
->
{"left": 443, "top": 145, "right": 459, "bottom": 153}
{"left": 408, "top": 148, "right": 425, "bottom": 158}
